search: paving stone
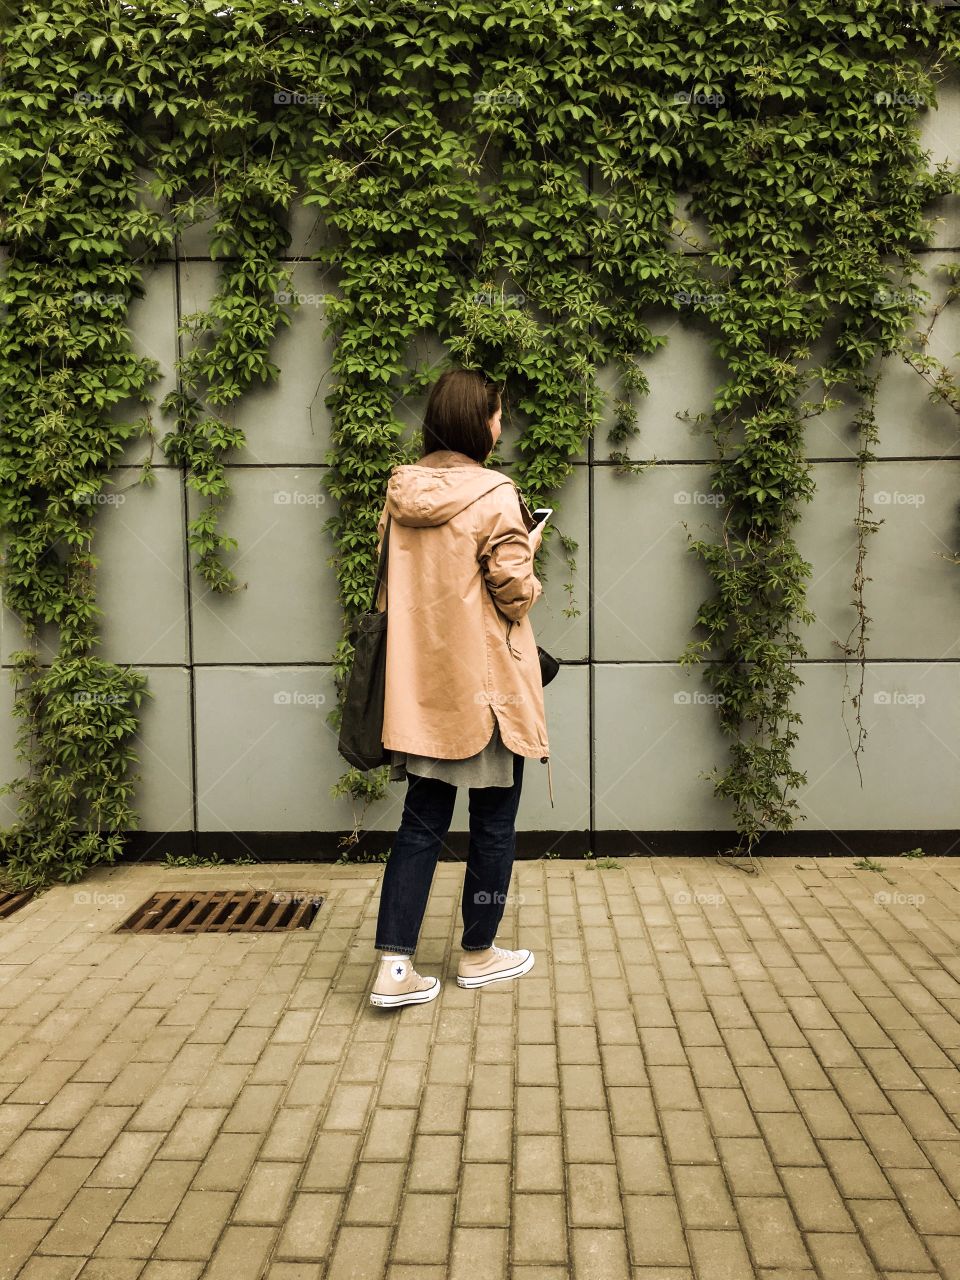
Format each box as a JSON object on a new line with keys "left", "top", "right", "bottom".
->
{"left": 126, "top": 1086, "right": 194, "bottom": 1133}
{"left": 686, "top": 1229, "right": 758, "bottom": 1280}
{"left": 623, "top": 1194, "right": 689, "bottom": 1266}
{"left": 375, "top": 1063, "right": 425, "bottom": 1108}
{"left": 359, "top": 1109, "right": 416, "bottom": 1163}
{"left": 343, "top": 1161, "right": 405, "bottom": 1223}
{"left": 556, "top": 1065, "right": 601, "bottom": 1111}
{"left": 516, "top": 1087, "right": 560, "bottom": 1135}
{"left": 857, "top": 1114, "right": 930, "bottom": 1169}
{"left": 448, "top": 1227, "right": 508, "bottom": 1280}
{"left": 925, "top": 1236, "right": 960, "bottom": 1280}
{"left": 847, "top": 1198, "right": 938, "bottom": 1272}
{"left": 820, "top": 1139, "right": 896, "bottom": 1199}
{"left": 202, "top": 1226, "right": 277, "bottom": 1279}
{"left": 281, "top": 1065, "right": 337, "bottom": 1109}
{"left": 520, "top": 1047, "right": 560, "bottom": 1089}
{"left": 673, "top": 1165, "right": 738, "bottom": 1230}
{"left": 99, "top": 1065, "right": 167, "bottom": 1109}
{"left": 660, "top": 1110, "right": 719, "bottom": 1163}
{"left": 153, "top": 1190, "right": 235, "bottom": 1259}
{"left": 0, "top": 1129, "right": 68, "bottom": 1184}
{"left": 32, "top": 1086, "right": 108, "bottom": 1131}
{"left": 7, "top": 1158, "right": 98, "bottom": 1217}
{"left": 474, "top": 1025, "right": 516, "bottom": 1064}
{"left": 515, "top": 1135, "right": 564, "bottom": 1193}
{"left": 470, "top": 1065, "right": 514, "bottom": 1109}
{"left": 18, "top": 1259, "right": 88, "bottom": 1280}
{"left": 737, "top": 1197, "right": 812, "bottom": 1269}
{"left": 615, "top": 1135, "right": 672, "bottom": 1195}
{"left": 406, "top": 1134, "right": 461, "bottom": 1193}
{"left": 275, "top": 1194, "right": 341, "bottom": 1260}
{"left": 607, "top": 1088, "right": 658, "bottom": 1136}
{"left": 599, "top": 1044, "right": 650, "bottom": 1085}
{"left": 392, "top": 1193, "right": 455, "bottom": 1263}
{"left": 188, "top": 1065, "right": 247, "bottom": 1110}
{"left": 922, "top": 1141, "right": 960, "bottom": 1200}
{"left": 885, "top": 1166, "right": 960, "bottom": 1234}
{"left": 302, "top": 1131, "right": 363, "bottom": 1187}
{"left": 626, "top": 1268, "right": 694, "bottom": 1280}
{"left": 517, "top": 1011, "right": 556, "bottom": 1045}
{"left": 158, "top": 1109, "right": 228, "bottom": 1161}
{"left": 58, "top": 1108, "right": 134, "bottom": 1159}
{"left": 0, "top": 1218, "right": 57, "bottom": 1277}
{"left": 463, "top": 1109, "right": 513, "bottom": 1162}
{"left": 304, "top": 1026, "right": 350, "bottom": 1064}
{"left": 755, "top": 1113, "right": 821, "bottom": 1165}
{"left": 512, "top": 1195, "right": 568, "bottom": 1264}
{"left": 700, "top": 1088, "right": 759, "bottom": 1137}
{"left": 88, "top": 1133, "right": 164, "bottom": 1188}
{"left": 322, "top": 1085, "right": 375, "bottom": 1133}
{"left": 221, "top": 1024, "right": 271, "bottom": 1064}
{"left": 687, "top": 1046, "right": 740, "bottom": 1089}
{"left": 427, "top": 1046, "right": 470, "bottom": 1086}
{"left": 418, "top": 1084, "right": 468, "bottom": 1133}
{"left": 805, "top": 1232, "right": 882, "bottom": 1279}
{"left": 318, "top": 1226, "right": 390, "bottom": 1280}
{"left": 114, "top": 1161, "right": 198, "bottom": 1224}
{"left": 567, "top": 1164, "right": 623, "bottom": 1227}
{"left": 37, "top": 1187, "right": 131, "bottom": 1255}
{"left": 458, "top": 1163, "right": 510, "bottom": 1226}
{"left": 563, "top": 1109, "right": 615, "bottom": 1163}
{"left": 780, "top": 1165, "right": 856, "bottom": 1232}
{"left": 194, "top": 1133, "right": 259, "bottom": 1191}
{"left": 94, "top": 1222, "right": 165, "bottom": 1259}
{"left": 570, "top": 1227, "right": 630, "bottom": 1280}
{"left": 556, "top": 1028, "right": 600, "bottom": 1065}
{"left": 232, "top": 1162, "right": 300, "bottom": 1224}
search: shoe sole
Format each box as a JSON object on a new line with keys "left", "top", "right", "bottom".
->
{"left": 369, "top": 977, "right": 441, "bottom": 1008}
{"left": 457, "top": 950, "right": 535, "bottom": 989}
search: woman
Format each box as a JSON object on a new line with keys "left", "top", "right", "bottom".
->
{"left": 368, "top": 368, "right": 551, "bottom": 1009}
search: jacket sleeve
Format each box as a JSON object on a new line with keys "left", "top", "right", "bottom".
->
{"left": 476, "top": 485, "right": 543, "bottom": 621}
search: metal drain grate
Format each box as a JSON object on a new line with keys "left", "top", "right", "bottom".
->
{"left": 117, "top": 889, "right": 323, "bottom": 934}
{"left": 0, "top": 891, "right": 35, "bottom": 920}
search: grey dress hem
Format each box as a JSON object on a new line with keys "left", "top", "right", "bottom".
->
{"left": 389, "top": 708, "right": 516, "bottom": 788}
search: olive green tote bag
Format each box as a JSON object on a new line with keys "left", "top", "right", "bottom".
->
{"left": 337, "top": 516, "right": 391, "bottom": 771}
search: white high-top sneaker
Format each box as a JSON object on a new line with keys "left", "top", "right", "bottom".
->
{"left": 457, "top": 944, "right": 535, "bottom": 989}
{"left": 369, "top": 954, "right": 441, "bottom": 1008}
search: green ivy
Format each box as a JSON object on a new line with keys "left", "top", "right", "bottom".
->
{"left": 0, "top": 0, "right": 957, "bottom": 886}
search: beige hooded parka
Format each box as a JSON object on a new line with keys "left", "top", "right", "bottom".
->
{"left": 375, "top": 450, "right": 551, "bottom": 796}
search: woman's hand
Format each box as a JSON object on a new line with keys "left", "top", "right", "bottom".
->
{"left": 528, "top": 520, "right": 544, "bottom": 554}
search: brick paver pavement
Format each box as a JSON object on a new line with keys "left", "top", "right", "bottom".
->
{"left": 0, "top": 855, "right": 959, "bottom": 1279}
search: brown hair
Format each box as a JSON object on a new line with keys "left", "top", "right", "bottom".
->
{"left": 422, "top": 369, "right": 501, "bottom": 463}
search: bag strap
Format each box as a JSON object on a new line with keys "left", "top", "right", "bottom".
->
{"left": 372, "top": 513, "right": 391, "bottom": 609}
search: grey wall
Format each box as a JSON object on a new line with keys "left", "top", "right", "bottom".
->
{"left": 2, "top": 88, "right": 959, "bottom": 855}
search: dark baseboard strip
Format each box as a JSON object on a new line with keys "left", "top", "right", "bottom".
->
{"left": 119, "top": 829, "right": 960, "bottom": 862}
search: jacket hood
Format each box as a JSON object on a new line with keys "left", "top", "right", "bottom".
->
{"left": 385, "top": 452, "right": 516, "bottom": 527}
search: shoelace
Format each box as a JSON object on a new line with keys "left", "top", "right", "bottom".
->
{"left": 462, "top": 945, "right": 520, "bottom": 968}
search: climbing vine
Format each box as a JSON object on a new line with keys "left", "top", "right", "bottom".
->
{"left": 0, "top": 0, "right": 957, "bottom": 886}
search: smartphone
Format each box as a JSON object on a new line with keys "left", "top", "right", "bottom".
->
{"left": 531, "top": 507, "right": 553, "bottom": 526}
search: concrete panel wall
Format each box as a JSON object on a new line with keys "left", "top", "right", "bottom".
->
{"left": 2, "top": 88, "right": 959, "bottom": 852}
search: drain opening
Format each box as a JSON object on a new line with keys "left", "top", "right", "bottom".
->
{"left": 0, "top": 891, "right": 36, "bottom": 920}
{"left": 117, "top": 889, "right": 323, "bottom": 934}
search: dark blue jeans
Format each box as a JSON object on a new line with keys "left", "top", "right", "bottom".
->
{"left": 375, "top": 752, "right": 525, "bottom": 956}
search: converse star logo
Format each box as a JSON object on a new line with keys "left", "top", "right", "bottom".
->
{"left": 391, "top": 961, "right": 406, "bottom": 980}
